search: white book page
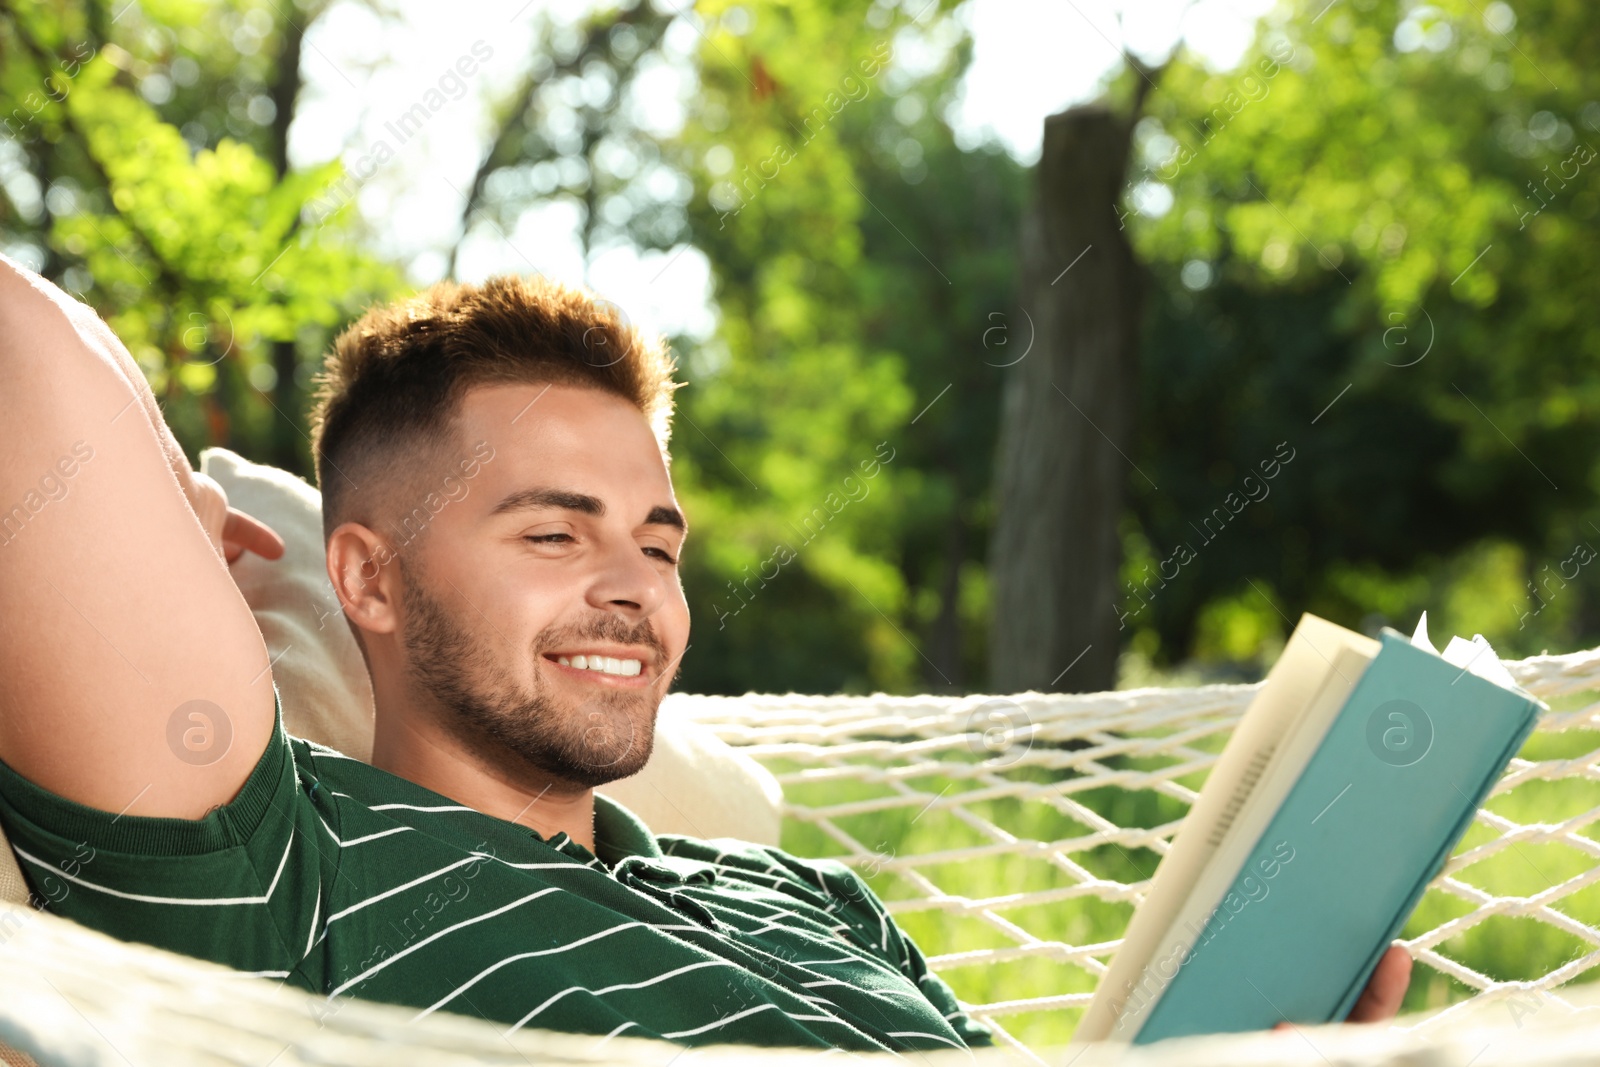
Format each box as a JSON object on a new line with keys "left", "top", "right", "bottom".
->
{"left": 1417, "top": 609, "right": 1519, "bottom": 690}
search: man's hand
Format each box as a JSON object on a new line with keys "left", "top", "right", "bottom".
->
{"left": 1346, "top": 945, "right": 1413, "bottom": 1022}
{"left": 188, "top": 470, "right": 285, "bottom": 565}
{"left": 1273, "top": 945, "right": 1412, "bottom": 1032}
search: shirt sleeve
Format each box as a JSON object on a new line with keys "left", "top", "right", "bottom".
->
{"left": 0, "top": 686, "right": 332, "bottom": 989}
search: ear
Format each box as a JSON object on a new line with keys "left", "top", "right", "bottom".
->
{"left": 327, "top": 521, "right": 401, "bottom": 639}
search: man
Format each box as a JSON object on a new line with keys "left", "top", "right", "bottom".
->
{"left": 0, "top": 257, "right": 1409, "bottom": 1050}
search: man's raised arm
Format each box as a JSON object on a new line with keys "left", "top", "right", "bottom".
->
{"left": 0, "top": 256, "right": 280, "bottom": 819}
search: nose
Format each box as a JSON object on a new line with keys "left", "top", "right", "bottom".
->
{"left": 584, "top": 536, "right": 668, "bottom": 620}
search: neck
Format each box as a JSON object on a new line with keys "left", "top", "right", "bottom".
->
{"left": 369, "top": 698, "right": 598, "bottom": 852}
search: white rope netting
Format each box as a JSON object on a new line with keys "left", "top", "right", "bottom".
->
{"left": 667, "top": 645, "right": 1600, "bottom": 1062}
{"left": 9, "top": 880, "right": 1600, "bottom": 1067}
{"left": 8, "top": 650, "right": 1600, "bottom": 1066}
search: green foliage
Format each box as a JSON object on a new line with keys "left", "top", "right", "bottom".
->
{"left": 7, "top": 0, "right": 1599, "bottom": 686}
{"left": 1, "top": 0, "right": 1025, "bottom": 697}
{"left": 5, "top": 0, "right": 1600, "bottom": 1045}
{"left": 1122, "top": 0, "right": 1600, "bottom": 666}
{"left": 0, "top": 0, "right": 395, "bottom": 471}
{"left": 665, "top": 1, "right": 1024, "bottom": 694}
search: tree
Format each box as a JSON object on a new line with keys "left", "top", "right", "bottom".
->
{"left": 987, "top": 46, "right": 1168, "bottom": 695}
{"left": 445, "top": 4, "right": 678, "bottom": 279}
{"left": 1124, "top": 0, "right": 1600, "bottom": 665}
{"left": 0, "top": 0, "right": 394, "bottom": 476}
{"left": 989, "top": 91, "right": 1149, "bottom": 695}
{"left": 456, "top": 0, "right": 1025, "bottom": 694}
{"left": 664, "top": 1, "right": 1024, "bottom": 694}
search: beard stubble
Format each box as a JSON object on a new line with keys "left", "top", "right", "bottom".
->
{"left": 398, "top": 560, "right": 666, "bottom": 789}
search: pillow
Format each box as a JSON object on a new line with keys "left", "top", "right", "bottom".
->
{"left": 0, "top": 449, "right": 783, "bottom": 907}
{"left": 198, "top": 446, "right": 784, "bottom": 846}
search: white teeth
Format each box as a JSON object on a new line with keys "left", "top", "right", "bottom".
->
{"left": 554, "top": 654, "right": 642, "bottom": 677}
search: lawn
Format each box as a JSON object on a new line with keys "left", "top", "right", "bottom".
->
{"left": 761, "top": 688, "right": 1600, "bottom": 1051}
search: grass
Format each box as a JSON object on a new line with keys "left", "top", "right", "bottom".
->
{"left": 763, "top": 689, "right": 1600, "bottom": 1051}
{"left": 1400, "top": 710, "right": 1600, "bottom": 1018}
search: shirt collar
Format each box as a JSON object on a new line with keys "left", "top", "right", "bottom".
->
{"left": 591, "top": 793, "right": 664, "bottom": 865}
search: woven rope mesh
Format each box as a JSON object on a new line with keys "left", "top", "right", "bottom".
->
{"left": 9, "top": 652, "right": 1600, "bottom": 1065}
{"left": 667, "top": 644, "right": 1600, "bottom": 1060}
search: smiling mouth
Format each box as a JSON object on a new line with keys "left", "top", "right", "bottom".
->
{"left": 542, "top": 652, "right": 651, "bottom": 686}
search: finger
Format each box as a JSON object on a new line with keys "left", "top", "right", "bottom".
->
{"left": 1347, "top": 945, "right": 1413, "bottom": 1023}
{"left": 221, "top": 507, "right": 286, "bottom": 561}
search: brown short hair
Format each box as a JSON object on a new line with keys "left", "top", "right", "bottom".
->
{"left": 308, "top": 274, "right": 680, "bottom": 546}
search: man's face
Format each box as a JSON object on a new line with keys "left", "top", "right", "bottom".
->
{"left": 393, "top": 380, "right": 690, "bottom": 789}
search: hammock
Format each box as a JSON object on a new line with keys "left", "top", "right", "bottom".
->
{"left": 6, "top": 646, "right": 1600, "bottom": 1065}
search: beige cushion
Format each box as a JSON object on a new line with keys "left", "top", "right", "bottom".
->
{"left": 0, "top": 843, "right": 26, "bottom": 908}
{"left": 0, "top": 448, "right": 782, "bottom": 905}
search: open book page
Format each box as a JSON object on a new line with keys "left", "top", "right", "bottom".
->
{"left": 1076, "top": 615, "right": 1379, "bottom": 1042}
{"left": 1415, "top": 610, "right": 1521, "bottom": 690}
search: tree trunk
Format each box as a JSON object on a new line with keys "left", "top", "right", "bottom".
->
{"left": 266, "top": 8, "right": 306, "bottom": 473}
{"left": 988, "top": 102, "right": 1145, "bottom": 695}
{"left": 925, "top": 506, "right": 967, "bottom": 692}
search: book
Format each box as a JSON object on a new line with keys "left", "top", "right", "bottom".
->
{"left": 1074, "top": 612, "right": 1545, "bottom": 1045}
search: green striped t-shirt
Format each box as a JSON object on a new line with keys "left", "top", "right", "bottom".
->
{"left": 0, "top": 686, "right": 994, "bottom": 1052}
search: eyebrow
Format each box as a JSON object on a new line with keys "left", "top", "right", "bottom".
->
{"left": 489, "top": 486, "right": 686, "bottom": 532}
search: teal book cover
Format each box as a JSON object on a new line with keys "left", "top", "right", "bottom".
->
{"left": 1132, "top": 631, "right": 1542, "bottom": 1044}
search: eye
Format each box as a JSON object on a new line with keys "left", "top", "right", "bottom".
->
{"left": 523, "top": 533, "right": 573, "bottom": 545}
{"left": 644, "top": 546, "right": 679, "bottom": 565}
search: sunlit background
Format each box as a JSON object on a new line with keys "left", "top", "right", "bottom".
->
{"left": 278, "top": 0, "right": 1275, "bottom": 340}
{"left": 1, "top": 0, "right": 1594, "bottom": 700}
